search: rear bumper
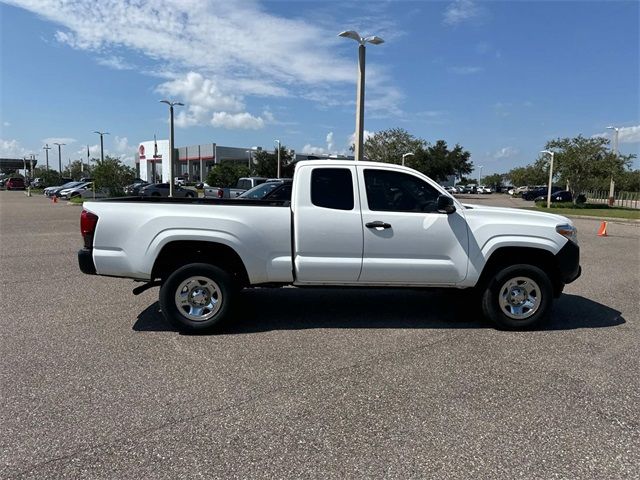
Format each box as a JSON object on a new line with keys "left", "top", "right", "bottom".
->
{"left": 78, "top": 248, "right": 96, "bottom": 275}
{"left": 556, "top": 240, "right": 581, "bottom": 284}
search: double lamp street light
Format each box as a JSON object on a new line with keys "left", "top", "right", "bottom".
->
{"left": 160, "top": 99, "right": 184, "bottom": 197}
{"left": 339, "top": 30, "right": 384, "bottom": 162}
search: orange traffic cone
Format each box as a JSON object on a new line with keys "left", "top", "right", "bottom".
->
{"left": 597, "top": 221, "right": 607, "bottom": 237}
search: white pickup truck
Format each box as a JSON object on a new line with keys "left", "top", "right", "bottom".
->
{"left": 79, "top": 160, "right": 580, "bottom": 332}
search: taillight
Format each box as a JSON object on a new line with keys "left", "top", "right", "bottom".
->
{"left": 80, "top": 209, "right": 99, "bottom": 248}
{"left": 217, "top": 188, "right": 224, "bottom": 198}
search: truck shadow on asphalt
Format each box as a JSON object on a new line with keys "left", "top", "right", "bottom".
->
{"left": 133, "top": 289, "right": 625, "bottom": 334}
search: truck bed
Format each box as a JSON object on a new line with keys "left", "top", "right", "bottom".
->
{"left": 94, "top": 196, "right": 290, "bottom": 207}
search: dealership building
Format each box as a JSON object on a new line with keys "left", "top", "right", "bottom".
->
{"left": 135, "top": 139, "right": 346, "bottom": 183}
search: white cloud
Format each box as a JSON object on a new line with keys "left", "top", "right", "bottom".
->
{"left": 326, "top": 132, "right": 334, "bottom": 151}
{"left": 7, "top": 0, "right": 403, "bottom": 126}
{"left": 443, "top": 0, "right": 484, "bottom": 26}
{"left": 593, "top": 125, "right": 640, "bottom": 144}
{"left": 113, "top": 136, "right": 130, "bottom": 153}
{"left": 96, "top": 55, "right": 133, "bottom": 70}
{"left": 3, "top": 121, "right": 10, "bottom": 127}
{"left": 348, "top": 130, "right": 375, "bottom": 148}
{"left": 76, "top": 144, "right": 100, "bottom": 157}
{"left": 158, "top": 72, "right": 244, "bottom": 113}
{"left": 42, "top": 137, "right": 76, "bottom": 146}
{"left": 494, "top": 147, "right": 519, "bottom": 159}
{"left": 618, "top": 125, "right": 640, "bottom": 144}
{"left": 302, "top": 144, "right": 326, "bottom": 155}
{"left": 449, "top": 66, "right": 484, "bottom": 75}
{"left": 211, "top": 112, "right": 265, "bottom": 130}
{"left": 0, "top": 138, "right": 29, "bottom": 158}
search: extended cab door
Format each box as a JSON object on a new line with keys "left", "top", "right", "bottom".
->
{"left": 293, "top": 165, "right": 363, "bottom": 283}
{"left": 357, "top": 166, "right": 469, "bottom": 285}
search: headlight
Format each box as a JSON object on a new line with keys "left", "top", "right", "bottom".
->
{"left": 556, "top": 224, "right": 578, "bottom": 244}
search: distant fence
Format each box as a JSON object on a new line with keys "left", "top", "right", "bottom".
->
{"left": 586, "top": 190, "right": 640, "bottom": 209}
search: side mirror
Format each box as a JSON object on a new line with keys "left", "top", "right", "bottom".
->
{"left": 437, "top": 195, "right": 456, "bottom": 214}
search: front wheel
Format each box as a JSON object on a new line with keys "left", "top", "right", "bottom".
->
{"left": 481, "top": 264, "right": 553, "bottom": 330}
{"left": 159, "top": 263, "right": 236, "bottom": 333}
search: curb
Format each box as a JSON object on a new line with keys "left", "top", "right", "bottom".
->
{"left": 560, "top": 214, "right": 640, "bottom": 225}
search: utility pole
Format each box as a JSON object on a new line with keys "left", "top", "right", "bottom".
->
{"left": 606, "top": 126, "right": 619, "bottom": 206}
{"left": 43, "top": 144, "right": 51, "bottom": 170}
{"left": 275, "top": 140, "right": 281, "bottom": 178}
{"left": 53, "top": 142, "right": 65, "bottom": 173}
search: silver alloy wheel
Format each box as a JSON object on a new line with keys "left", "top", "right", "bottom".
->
{"left": 174, "top": 276, "right": 222, "bottom": 322}
{"left": 498, "top": 276, "right": 541, "bottom": 320}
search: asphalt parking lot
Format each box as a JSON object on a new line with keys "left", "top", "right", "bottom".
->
{"left": 1, "top": 191, "right": 639, "bottom": 479}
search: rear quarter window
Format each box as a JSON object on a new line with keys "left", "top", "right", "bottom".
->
{"left": 311, "top": 168, "right": 354, "bottom": 210}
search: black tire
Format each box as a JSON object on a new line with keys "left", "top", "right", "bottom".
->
{"left": 152, "top": 192, "right": 161, "bottom": 197}
{"left": 481, "top": 264, "right": 553, "bottom": 330}
{"left": 159, "top": 263, "right": 236, "bottom": 333}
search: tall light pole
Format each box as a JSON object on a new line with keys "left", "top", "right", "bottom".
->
{"left": 93, "top": 131, "right": 109, "bottom": 163}
{"left": 245, "top": 150, "right": 253, "bottom": 174}
{"left": 477, "top": 165, "right": 484, "bottom": 192}
{"left": 43, "top": 144, "right": 51, "bottom": 170}
{"left": 339, "top": 30, "right": 384, "bottom": 162}
{"left": 160, "top": 100, "right": 184, "bottom": 197}
{"left": 53, "top": 142, "right": 65, "bottom": 173}
{"left": 402, "top": 152, "right": 414, "bottom": 166}
{"left": 540, "top": 150, "right": 555, "bottom": 209}
{"left": 606, "top": 126, "right": 619, "bottom": 205}
{"left": 274, "top": 140, "right": 281, "bottom": 178}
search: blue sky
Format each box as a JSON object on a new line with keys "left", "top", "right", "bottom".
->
{"left": 1, "top": 0, "right": 638, "bottom": 175}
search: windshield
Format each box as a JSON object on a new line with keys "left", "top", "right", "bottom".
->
{"left": 239, "top": 182, "right": 281, "bottom": 199}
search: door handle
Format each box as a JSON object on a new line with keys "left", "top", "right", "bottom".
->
{"left": 366, "top": 221, "right": 392, "bottom": 229}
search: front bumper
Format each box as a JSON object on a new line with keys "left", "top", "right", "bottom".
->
{"left": 556, "top": 240, "right": 581, "bottom": 284}
{"left": 78, "top": 248, "right": 96, "bottom": 275}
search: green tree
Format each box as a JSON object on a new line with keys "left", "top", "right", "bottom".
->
{"left": 363, "top": 129, "right": 473, "bottom": 182}
{"left": 506, "top": 161, "right": 548, "bottom": 187}
{"left": 206, "top": 161, "right": 250, "bottom": 188}
{"left": 92, "top": 155, "right": 136, "bottom": 196}
{"left": 62, "top": 160, "right": 88, "bottom": 180}
{"left": 34, "top": 168, "right": 63, "bottom": 187}
{"left": 616, "top": 169, "right": 640, "bottom": 192}
{"left": 254, "top": 146, "right": 295, "bottom": 178}
{"left": 363, "top": 128, "right": 425, "bottom": 164}
{"left": 545, "top": 135, "right": 633, "bottom": 203}
{"left": 482, "top": 173, "right": 506, "bottom": 189}
{"left": 411, "top": 140, "right": 473, "bottom": 182}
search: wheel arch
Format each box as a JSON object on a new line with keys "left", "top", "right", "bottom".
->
{"left": 477, "top": 246, "right": 563, "bottom": 297}
{"left": 151, "top": 240, "right": 250, "bottom": 287}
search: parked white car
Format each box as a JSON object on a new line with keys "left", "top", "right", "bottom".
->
{"left": 61, "top": 182, "right": 93, "bottom": 199}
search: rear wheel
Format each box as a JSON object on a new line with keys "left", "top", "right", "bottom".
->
{"left": 159, "top": 263, "right": 236, "bottom": 333}
{"left": 481, "top": 264, "right": 553, "bottom": 329}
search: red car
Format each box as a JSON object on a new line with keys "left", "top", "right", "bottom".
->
{"left": 5, "top": 177, "right": 26, "bottom": 190}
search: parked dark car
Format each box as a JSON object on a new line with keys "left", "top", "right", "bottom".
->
{"left": 238, "top": 179, "right": 292, "bottom": 200}
{"left": 5, "top": 177, "right": 26, "bottom": 190}
{"left": 534, "top": 190, "right": 586, "bottom": 204}
{"left": 124, "top": 181, "right": 150, "bottom": 196}
{"left": 522, "top": 186, "right": 562, "bottom": 201}
{"left": 140, "top": 183, "right": 197, "bottom": 198}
